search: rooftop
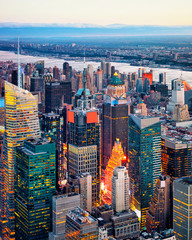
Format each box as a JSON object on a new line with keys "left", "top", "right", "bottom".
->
{"left": 67, "top": 207, "right": 97, "bottom": 225}
{"left": 109, "top": 72, "right": 123, "bottom": 86}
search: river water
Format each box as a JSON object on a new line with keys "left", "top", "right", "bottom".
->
{"left": 0, "top": 50, "right": 192, "bottom": 88}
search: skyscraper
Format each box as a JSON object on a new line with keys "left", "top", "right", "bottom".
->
{"left": 53, "top": 66, "right": 60, "bottom": 80}
{"left": 102, "top": 73, "right": 130, "bottom": 168}
{"left": 173, "top": 177, "right": 192, "bottom": 240}
{"left": 42, "top": 112, "right": 65, "bottom": 190}
{"left": 49, "top": 193, "right": 80, "bottom": 240}
{"left": 111, "top": 166, "right": 129, "bottom": 213}
{"left": 96, "top": 69, "right": 103, "bottom": 91}
{"left": 128, "top": 114, "right": 161, "bottom": 228}
{"left": 0, "top": 81, "right": 41, "bottom": 239}
{"left": 45, "top": 80, "right": 72, "bottom": 113}
{"left": 146, "top": 175, "right": 171, "bottom": 232}
{"left": 15, "top": 138, "right": 56, "bottom": 240}
{"left": 77, "top": 173, "right": 92, "bottom": 212}
{"left": 161, "top": 136, "right": 192, "bottom": 178}
{"left": 63, "top": 62, "right": 70, "bottom": 81}
{"left": 101, "top": 61, "right": 106, "bottom": 77}
{"left": 106, "top": 62, "right": 111, "bottom": 79}
{"left": 68, "top": 67, "right": 101, "bottom": 206}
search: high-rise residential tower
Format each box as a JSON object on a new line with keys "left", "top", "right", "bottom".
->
{"left": 0, "top": 81, "right": 41, "bottom": 239}
{"left": 128, "top": 114, "right": 161, "bottom": 228}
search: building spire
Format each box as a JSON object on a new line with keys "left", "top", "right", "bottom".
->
{"left": 82, "top": 49, "right": 86, "bottom": 92}
{"left": 17, "top": 37, "right": 21, "bottom": 88}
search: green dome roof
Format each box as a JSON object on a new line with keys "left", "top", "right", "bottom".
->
{"left": 109, "top": 72, "right": 123, "bottom": 86}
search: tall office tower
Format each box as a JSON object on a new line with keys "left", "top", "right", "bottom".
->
{"left": 104, "top": 139, "right": 124, "bottom": 203}
{"left": 65, "top": 207, "right": 98, "bottom": 240}
{"left": 128, "top": 114, "right": 161, "bottom": 228}
{"left": 138, "top": 68, "right": 143, "bottom": 78}
{"left": 143, "top": 70, "right": 153, "bottom": 86}
{"left": 63, "top": 62, "right": 70, "bottom": 81}
{"left": 15, "top": 138, "right": 56, "bottom": 240}
{"left": 143, "top": 78, "right": 150, "bottom": 93}
{"left": 167, "top": 78, "right": 185, "bottom": 112}
{"left": 53, "top": 66, "right": 60, "bottom": 80}
{"left": 111, "top": 66, "right": 115, "bottom": 78}
{"left": 161, "top": 136, "right": 192, "bottom": 178}
{"left": 30, "top": 73, "right": 45, "bottom": 113}
{"left": 111, "top": 166, "right": 129, "bottom": 213}
{"left": 0, "top": 81, "right": 41, "bottom": 239}
{"left": 159, "top": 73, "right": 164, "bottom": 83}
{"left": 45, "top": 80, "right": 72, "bottom": 113}
{"left": 35, "top": 60, "right": 44, "bottom": 76}
{"left": 101, "top": 61, "right": 106, "bottom": 77}
{"left": 136, "top": 78, "right": 143, "bottom": 93}
{"left": 146, "top": 175, "right": 171, "bottom": 233}
{"left": 77, "top": 173, "right": 92, "bottom": 212}
{"left": 68, "top": 68, "right": 101, "bottom": 206}
{"left": 106, "top": 62, "right": 111, "bottom": 79}
{"left": 87, "top": 64, "right": 94, "bottom": 89}
{"left": 42, "top": 112, "right": 65, "bottom": 190}
{"left": 173, "top": 177, "right": 192, "bottom": 240}
{"left": 49, "top": 193, "right": 80, "bottom": 240}
{"left": 102, "top": 73, "right": 130, "bottom": 168}
{"left": 96, "top": 69, "right": 103, "bottom": 91}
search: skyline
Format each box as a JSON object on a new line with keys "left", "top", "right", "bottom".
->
{"left": 0, "top": 0, "right": 192, "bottom": 26}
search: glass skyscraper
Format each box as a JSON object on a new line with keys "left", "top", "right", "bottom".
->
{"left": 173, "top": 177, "right": 192, "bottom": 240}
{"left": 0, "top": 81, "right": 40, "bottom": 239}
{"left": 128, "top": 114, "right": 161, "bottom": 228}
{"left": 15, "top": 138, "right": 56, "bottom": 240}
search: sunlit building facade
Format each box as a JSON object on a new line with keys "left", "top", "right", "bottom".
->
{"left": 161, "top": 136, "right": 192, "bottom": 178}
{"left": 104, "top": 139, "right": 124, "bottom": 203}
{"left": 0, "top": 81, "right": 40, "bottom": 239}
{"left": 15, "top": 138, "right": 56, "bottom": 240}
{"left": 128, "top": 114, "right": 161, "bottom": 228}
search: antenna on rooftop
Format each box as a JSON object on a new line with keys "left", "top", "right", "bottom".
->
{"left": 82, "top": 49, "right": 86, "bottom": 91}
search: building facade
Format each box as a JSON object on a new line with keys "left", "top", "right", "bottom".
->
{"left": 173, "top": 177, "right": 192, "bottom": 240}
{"left": 0, "top": 82, "right": 41, "bottom": 239}
{"left": 49, "top": 193, "right": 80, "bottom": 240}
{"left": 15, "top": 138, "right": 56, "bottom": 240}
{"left": 68, "top": 69, "right": 101, "bottom": 207}
{"left": 128, "top": 114, "right": 161, "bottom": 228}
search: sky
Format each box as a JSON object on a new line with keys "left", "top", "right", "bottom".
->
{"left": 0, "top": 0, "right": 192, "bottom": 26}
